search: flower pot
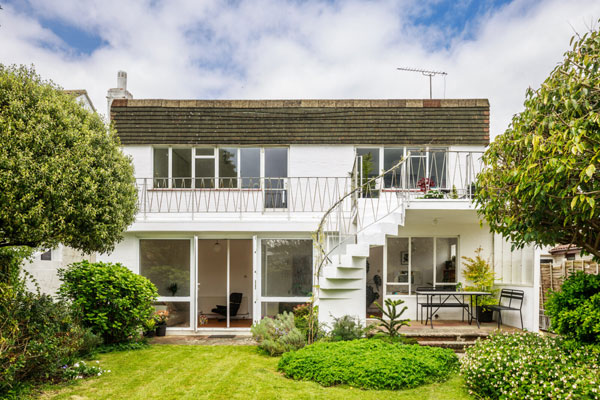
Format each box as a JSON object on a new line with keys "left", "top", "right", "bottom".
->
{"left": 143, "top": 330, "right": 156, "bottom": 338}
{"left": 476, "top": 306, "right": 494, "bottom": 323}
{"left": 155, "top": 323, "right": 167, "bottom": 337}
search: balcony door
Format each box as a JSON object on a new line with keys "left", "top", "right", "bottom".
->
{"left": 264, "top": 148, "right": 288, "bottom": 208}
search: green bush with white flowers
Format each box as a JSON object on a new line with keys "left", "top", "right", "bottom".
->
{"left": 461, "top": 332, "right": 600, "bottom": 399}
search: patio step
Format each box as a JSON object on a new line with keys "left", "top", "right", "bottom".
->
{"left": 417, "top": 340, "right": 477, "bottom": 353}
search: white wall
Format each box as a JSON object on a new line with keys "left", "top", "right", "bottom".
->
{"left": 96, "top": 234, "right": 140, "bottom": 273}
{"left": 288, "top": 145, "right": 355, "bottom": 177}
{"left": 122, "top": 145, "right": 152, "bottom": 178}
{"left": 23, "top": 246, "right": 95, "bottom": 295}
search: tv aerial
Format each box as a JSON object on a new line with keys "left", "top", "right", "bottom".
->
{"left": 396, "top": 67, "right": 447, "bottom": 99}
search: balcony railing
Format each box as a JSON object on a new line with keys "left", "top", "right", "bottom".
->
{"left": 135, "top": 151, "right": 484, "bottom": 216}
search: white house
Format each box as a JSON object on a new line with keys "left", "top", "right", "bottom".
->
{"left": 76, "top": 72, "right": 542, "bottom": 334}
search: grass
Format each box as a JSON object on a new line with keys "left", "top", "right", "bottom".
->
{"left": 39, "top": 345, "right": 473, "bottom": 400}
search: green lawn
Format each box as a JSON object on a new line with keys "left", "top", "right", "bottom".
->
{"left": 40, "top": 345, "right": 473, "bottom": 400}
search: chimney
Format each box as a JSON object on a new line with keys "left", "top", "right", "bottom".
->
{"left": 107, "top": 70, "right": 133, "bottom": 117}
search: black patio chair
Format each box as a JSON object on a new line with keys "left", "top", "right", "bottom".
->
{"left": 212, "top": 292, "right": 243, "bottom": 320}
{"left": 488, "top": 289, "right": 524, "bottom": 329}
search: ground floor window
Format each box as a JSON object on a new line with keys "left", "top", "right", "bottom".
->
{"left": 261, "top": 239, "right": 312, "bottom": 297}
{"left": 386, "top": 236, "right": 458, "bottom": 294}
{"left": 139, "top": 239, "right": 191, "bottom": 297}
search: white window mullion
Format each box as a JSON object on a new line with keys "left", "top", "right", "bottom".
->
{"left": 215, "top": 148, "right": 220, "bottom": 189}
{"left": 168, "top": 147, "right": 173, "bottom": 189}
{"left": 432, "top": 236, "right": 437, "bottom": 287}
{"left": 408, "top": 237, "right": 412, "bottom": 294}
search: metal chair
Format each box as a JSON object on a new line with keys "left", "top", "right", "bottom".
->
{"left": 488, "top": 289, "right": 524, "bottom": 329}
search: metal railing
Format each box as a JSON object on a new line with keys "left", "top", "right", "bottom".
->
{"left": 134, "top": 151, "right": 484, "bottom": 216}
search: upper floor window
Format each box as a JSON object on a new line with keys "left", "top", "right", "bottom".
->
{"left": 356, "top": 147, "right": 448, "bottom": 189}
{"left": 153, "top": 147, "right": 286, "bottom": 189}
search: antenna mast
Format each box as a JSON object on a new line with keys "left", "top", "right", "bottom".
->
{"left": 397, "top": 67, "right": 447, "bottom": 99}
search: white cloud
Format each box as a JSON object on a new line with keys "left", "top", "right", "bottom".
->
{"left": 1, "top": 0, "right": 599, "bottom": 136}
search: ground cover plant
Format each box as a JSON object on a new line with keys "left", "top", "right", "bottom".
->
{"left": 58, "top": 261, "right": 158, "bottom": 344}
{"left": 41, "top": 345, "right": 472, "bottom": 400}
{"left": 278, "top": 339, "right": 458, "bottom": 390}
{"left": 545, "top": 271, "right": 600, "bottom": 344}
{"left": 461, "top": 332, "right": 600, "bottom": 399}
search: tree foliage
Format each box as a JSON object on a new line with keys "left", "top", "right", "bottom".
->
{"left": 475, "top": 28, "right": 600, "bottom": 258}
{"left": 0, "top": 65, "right": 137, "bottom": 254}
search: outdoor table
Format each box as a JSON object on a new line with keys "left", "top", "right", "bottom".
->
{"left": 414, "top": 290, "right": 492, "bottom": 329}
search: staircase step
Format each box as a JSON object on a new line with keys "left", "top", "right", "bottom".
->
{"left": 346, "top": 243, "right": 370, "bottom": 257}
{"left": 357, "top": 231, "right": 386, "bottom": 246}
{"left": 362, "top": 222, "right": 399, "bottom": 236}
{"left": 319, "top": 277, "right": 363, "bottom": 290}
{"left": 335, "top": 254, "right": 365, "bottom": 269}
{"left": 322, "top": 266, "right": 364, "bottom": 279}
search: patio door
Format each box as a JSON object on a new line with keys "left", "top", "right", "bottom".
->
{"left": 196, "top": 239, "right": 253, "bottom": 330}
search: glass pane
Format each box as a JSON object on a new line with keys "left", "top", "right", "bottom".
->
{"left": 195, "top": 148, "right": 214, "bottom": 156}
{"left": 387, "top": 237, "right": 409, "bottom": 284}
{"left": 265, "top": 148, "right": 287, "bottom": 208}
{"left": 172, "top": 149, "right": 192, "bottom": 188}
{"left": 140, "top": 239, "right": 191, "bottom": 297}
{"left": 407, "top": 149, "right": 426, "bottom": 189}
{"left": 383, "top": 148, "right": 403, "bottom": 188}
{"left": 386, "top": 285, "right": 409, "bottom": 295}
{"left": 261, "top": 239, "right": 312, "bottom": 297}
{"left": 357, "top": 148, "right": 380, "bottom": 177}
{"left": 154, "top": 302, "right": 190, "bottom": 328}
{"left": 411, "top": 237, "right": 434, "bottom": 292}
{"left": 261, "top": 302, "right": 304, "bottom": 318}
{"left": 219, "top": 148, "right": 238, "bottom": 188}
{"left": 153, "top": 148, "right": 169, "bottom": 188}
{"left": 195, "top": 158, "right": 215, "bottom": 188}
{"left": 435, "top": 238, "right": 457, "bottom": 284}
{"left": 429, "top": 150, "right": 447, "bottom": 189}
{"left": 240, "top": 148, "right": 260, "bottom": 188}
{"left": 264, "top": 148, "right": 288, "bottom": 177}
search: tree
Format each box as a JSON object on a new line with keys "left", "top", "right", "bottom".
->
{"left": 0, "top": 65, "right": 137, "bottom": 259}
{"left": 475, "top": 27, "right": 600, "bottom": 259}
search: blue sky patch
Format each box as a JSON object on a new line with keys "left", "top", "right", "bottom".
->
{"left": 39, "top": 17, "right": 107, "bottom": 56}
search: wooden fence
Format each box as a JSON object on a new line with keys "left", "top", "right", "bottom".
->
{"left": 539, "top": 260, "right": 599, "bottom": 331}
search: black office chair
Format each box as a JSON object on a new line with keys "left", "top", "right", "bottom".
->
{"left": 212, "top": 292, "right": 243, "bottom": 319}
{"left": 488, "top": 289, "right": 524, "bottom": 329}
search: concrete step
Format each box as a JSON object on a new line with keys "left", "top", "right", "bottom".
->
{"left": 417, "top": 340, "right": 477, "bottom": 352}
{"left": 321, "top": 266, "right": 364, "bottom": 279}
{"left": 357, "top": 231, "right": 386, "bottom": 246}
{"left": 345, "top": 243, "right": 370, "bottom": 257}
{"left": 319, "top": 277, "right": 363, "bottom": 290}
{"left": 335, "top": 254, "right": 366, "bottom": 269}
{"left": 362, "top": 222, "right": 399, "bottom": 236}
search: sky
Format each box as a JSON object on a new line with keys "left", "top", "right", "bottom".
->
{"left": 1, "top": 0, "right": 599, "bottom": 138}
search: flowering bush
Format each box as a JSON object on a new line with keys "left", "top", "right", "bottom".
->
{"left": 251, "top": 312, "right": 305, "bottom": 356}
{"left": 62, "top": 360, "right": 109, "bottom": 380}
{"left": 461, "top": 332, "right": 600, "bottom": 399}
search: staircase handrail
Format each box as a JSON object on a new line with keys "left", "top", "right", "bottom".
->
{"left": 314, "top": 152, "right": 411, "bottom": 278}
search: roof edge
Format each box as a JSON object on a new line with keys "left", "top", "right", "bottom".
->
{"left": 111, "top": 98, "right": 489, "bottom": 109}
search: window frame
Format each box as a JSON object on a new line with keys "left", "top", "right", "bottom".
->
{"left": 384, "top": 235, "right": 460, "bottom": 296}
{"left": 152, "top": 146, "right": 269, "bottom": 190}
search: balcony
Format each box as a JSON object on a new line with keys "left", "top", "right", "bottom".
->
{"left": 134, "top": 151, "right": 484, "bottom": 218}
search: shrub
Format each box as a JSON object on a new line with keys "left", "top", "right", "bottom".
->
{"left": 0, "top": 283, "right": 99, "bottom": 396}
{"left": 279, "top": 339, "right": 458, "bottom": 390}
{"left": 292, "top": 303, "right": 326, "bottom": 343}
{"left": 461, "top": 332, "right": 600, "bottom": 399}
{"left": 330, "top": 315, "right": 364, "bottom": 341}
{"left": 58, "top": 260, "right": 158, "bottom": 344}
{"left": 545, "top": 271, "right": 600, "bottom": 344}
{"left": 251, "top": 312, "right": 305, "bottom": 356}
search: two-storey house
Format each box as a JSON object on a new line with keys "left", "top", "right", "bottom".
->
{"left": 97, "top": 73, "right": 540, "bottom": 334}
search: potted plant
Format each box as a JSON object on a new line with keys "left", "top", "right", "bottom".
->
{"left": 154, "top": 310, "right": 170, "bottom": 336}
{"left": 143, "top": 318, "right": 156, "bottom": 338}
{"left": 462, "top": 247, "right": 498, "bottom": 322}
